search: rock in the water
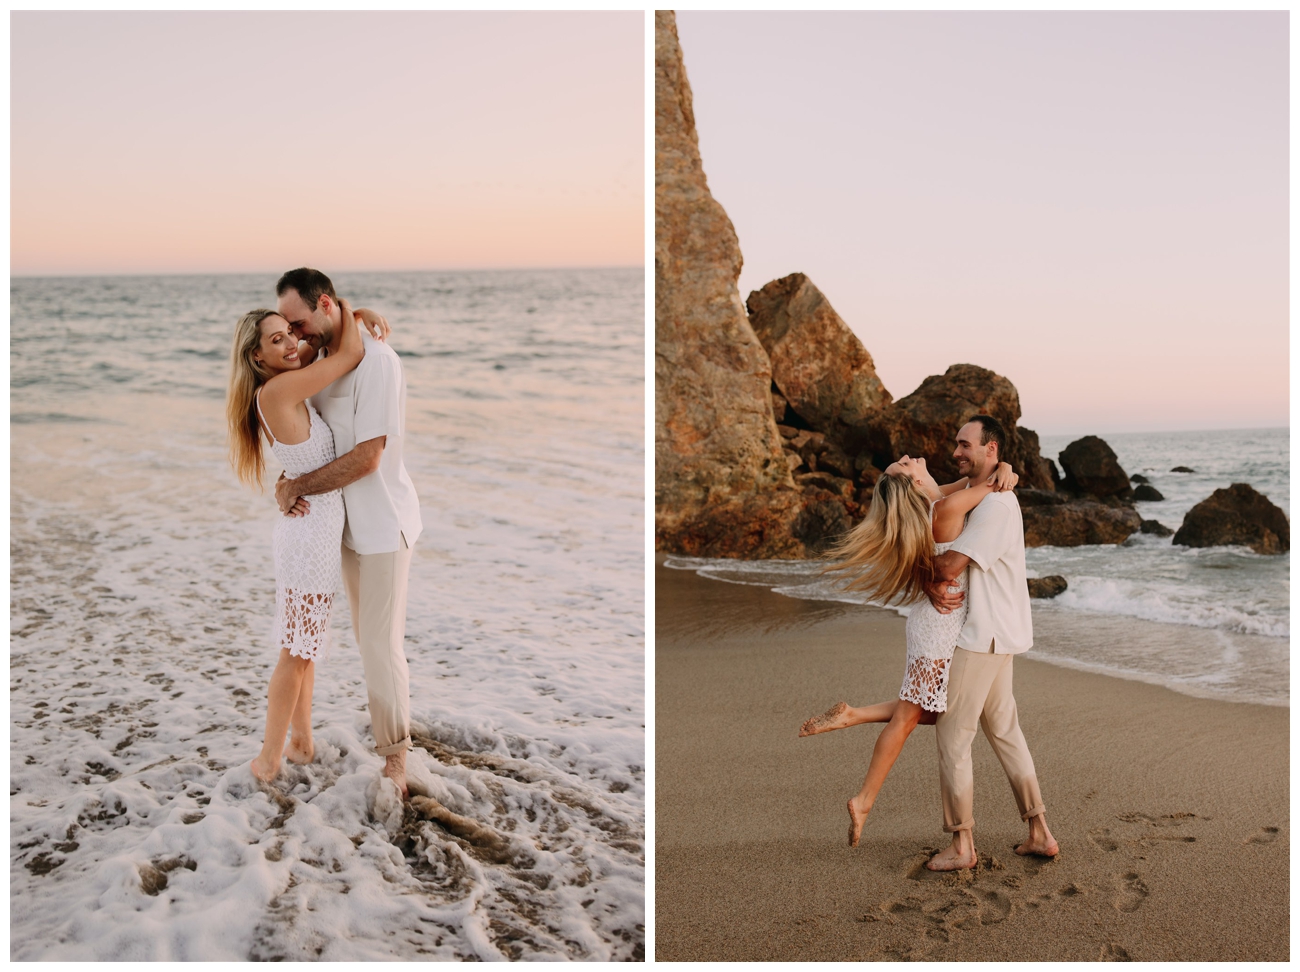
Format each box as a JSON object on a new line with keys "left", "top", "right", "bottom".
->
{"left": 862, "top": 364, "right": 1055, "bottom": 489}
{"left": 1130, "top": 473, "right": 1150, "bottom": 484}
{"left": 747, "top": 273, "right": 892, "bottom": 451}
{"left": 654, "top": 11, "right": 804, "bottom": 557}
{"left": 1132, "top": 483, "right": 1165, "bottom": 502}
{"left": 1140, "top": 519, "right": 1173, "bottom": 537}
{"left": 1172, "top": 484, "right": 1289, "bottom": 555}
{"left": 1058, "top": 436, "right": 1133, "bottom": 501}
{"left": 1021, "top": 499, "right": 1142, "bottom": 547}
{"left": 1171, "top": 466, "right": 1195, "bottom": 473}
{"left": 1027, "top": 575, "right": 1068, "bottom": 598}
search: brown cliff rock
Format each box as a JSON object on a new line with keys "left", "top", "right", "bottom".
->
{"left": 1058, "top": 436, "right": 1134, "bottom": 501}
{"left": 862, "top": 364, "right": 1055, "bottom": 489}
{"left": 746, "top": 273, "right": 892, "bottom": 452}
{"left": 1017, "top": 489, "right": 1142, "bottom": 546}
{"left": 1172, "top": 484, "right": 1290, "bottom": 555}
{"left": 654, "top": 11, "right": 804, "bottom": 558}
{"left": 1027, "top": 575, "right": 1068, "bottom": 598}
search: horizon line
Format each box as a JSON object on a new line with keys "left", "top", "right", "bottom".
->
{"left": 10, "top": 264, "right": 645, "bottom": 281}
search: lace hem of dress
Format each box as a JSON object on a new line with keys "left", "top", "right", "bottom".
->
{"left": 900, "top": 656, "right": 950, "bottom": 713}
{"left": 276, "top": 587, "right": 333, "bottom": 662}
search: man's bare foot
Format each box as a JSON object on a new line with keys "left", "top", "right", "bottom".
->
{"left": 285, "top": 738, "right": 314, "bottom": 765}
{"left": 251, "top": 754, "right": 280, "bottom": 783}
{"left": 383, "top": 751, "right": 409, "bottom": 801}
{"left": 847, "top": 796, "right": 870, "bottom": 847}
{"left": 800, "top": 702, "right": 850, "bottom": 737}
{"left": 1015, "top": 834, "right": 1059, "bottom": 857}
{"left": 926, "top": 844, "right": 977, "bottom": 871}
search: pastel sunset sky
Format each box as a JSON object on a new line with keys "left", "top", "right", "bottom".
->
{"left": 12, "top": 12, "right": 643, "bottom": 277}
{"left": 675, "top": 12, "right": 1287, "bottom": 434}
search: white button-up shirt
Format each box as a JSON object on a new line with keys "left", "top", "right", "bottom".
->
{"left": 311, "top": 331, "right": 423, "bottom": 555}
{"left": 948, "top": 491, "right": 1033, "bottom": 654}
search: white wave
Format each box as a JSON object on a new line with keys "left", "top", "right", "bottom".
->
{"left": 1050, "top": 576, "right": 1288, "bottom": 638}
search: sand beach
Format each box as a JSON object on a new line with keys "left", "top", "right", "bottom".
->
{"left": 655, "top": 558, "right": 1288, "bottom": 962}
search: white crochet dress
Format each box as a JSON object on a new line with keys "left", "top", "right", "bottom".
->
{"left": 899, "top": 537, "right": 970, "bottom": 712}
{"left": 258, "top": 394, "right": 344, "bottom": 661}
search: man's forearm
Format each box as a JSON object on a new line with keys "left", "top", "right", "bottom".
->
{"left": 933, "top": 550, "right": 970, "bottom": 582}
{"left": 286, "top": 438, "right": 384, "bottom": 497}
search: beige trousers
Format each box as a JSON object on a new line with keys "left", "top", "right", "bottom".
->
{"left": 340, "top": 537, "right": 413, "bottom": 757}
{"left": 935, "top": 646, "right": 1045, "bottom": 833}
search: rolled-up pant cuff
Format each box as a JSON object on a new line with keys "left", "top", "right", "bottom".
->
{"left": 944, "top": 819, "right": 974, "bottom": 833}
{"left": 1021, "top": 803, "right": 1046, "bottom": 821}
{"left": 375, "top": 735, "right": 411, "bottom": 757}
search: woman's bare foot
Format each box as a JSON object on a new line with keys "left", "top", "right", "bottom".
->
{"left": 800, "top": 702, "right": 851, "bottom": 737}
{"left": 285, "top": 737, "right": 314, "bottom": 765}
{"left": 847, "top": 796, "right": 870, "bottom": 847}
{"left": 251, "top": 754, "right": 280, "bottom": 783}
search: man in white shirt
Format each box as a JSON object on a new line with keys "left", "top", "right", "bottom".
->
{"left": 923, "top": 416, "right": 1058, "bottom": 871}
{"left": 272, "top": 267, "right": 424, "bottom": 799}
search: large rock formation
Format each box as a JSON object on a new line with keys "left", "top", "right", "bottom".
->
{"left": 1172, "top": 484, "right": 1290, "bottom": 555}
{"left": 1016, "top": 489, "right": 1142, "bottom": 546}
{"left": 862, "top": 364, "right": 1056, "bottom": 490}
{"left": 1058, "top": 435, "right": 1134, "bottom": 502}
{"left": 654, "top": 11, "right": 806, "bottom": 558}
{"left": 747, "top": 273, "right": 891, "bottom": 453}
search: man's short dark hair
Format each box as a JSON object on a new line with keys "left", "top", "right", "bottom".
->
{"left": 968, "top": 414, "right": 1007, "bottom": 457}
{"left": 276, "top": 268, "right": 337, "bottom": 311}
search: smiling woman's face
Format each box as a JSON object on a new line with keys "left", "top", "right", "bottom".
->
{"left": 254, "top": 314, "right": 302, "bottom": 373}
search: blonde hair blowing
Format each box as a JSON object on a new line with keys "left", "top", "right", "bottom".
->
{"left": 822, "top": 473, "right": 936, "bottom": 605}
{"left": 226, "top": 309, "right": 279, "bottom": 488}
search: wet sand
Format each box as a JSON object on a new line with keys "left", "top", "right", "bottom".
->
{"left": 655, "top": 558, "right": 1288, "bottom": 961}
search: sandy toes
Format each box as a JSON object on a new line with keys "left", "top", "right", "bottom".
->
{"left": 800, "top": 701, "right": 851, "bottom": 737}
{"left": 847, "top": 798, "right": 868, "bottom": 847}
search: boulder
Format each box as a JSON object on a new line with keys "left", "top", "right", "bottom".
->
{"left": 1140, "top": 519, "right": 1173, "bottom": 537}
{"left": 1172, "top": 484, "right": 1289, "bottom": 555}
{"left": 792, "top": 489, "right": 854, "bottom": 553}
{"left": 1058, "top": 436, "right": 1133, "bottom": 501}
{"left": 1021, "top": 499, "right": 1142, "bottom": 547}
{"left": 771, "top": 390, "right": 788, "bottom": 424}
{"left": 1132, "top": 483, "right": 1165, "bottom": 502}
{"left": 861, "top": 364, "right": 1056, "bottom": 489}
{"left": 1171, "top": 466, "right": 1195, "bottom": 473}
{"left": 1027, "top": 575, "right": 1068, "bottom": 598}
{"left": 653, "top": 11, "right": 805, "bottom": 557}
{"left": 747, "top": 273, "right": 892, "bottom": 452}
{"left": 1130, "top": 473, "right": 1150, "bottom": 484}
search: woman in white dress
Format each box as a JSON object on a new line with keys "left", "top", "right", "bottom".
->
{"left": 226, "top": 298, "right": 381, "bottom": 783}
{"left": 799, "top": 454, "right": 1018, "bottom": 846}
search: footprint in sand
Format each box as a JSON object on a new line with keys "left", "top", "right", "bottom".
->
{"left": 1245, "top": 826, "right": 1280, "bottom": 845}
{"left": 1113, "top": 872, "right": 1148, "bottom": 913}
{"left": 1088, "top": 827, "right": 1121, "bottom": 852}
{"left": 970, "top": 887, "right": 1011, "bottom": 924}
{"left": 1100, "top": 942, "right": 1132, "bottom": 961}
{"left": 1025, "top": 882, "right": 1084, "bottom": 911}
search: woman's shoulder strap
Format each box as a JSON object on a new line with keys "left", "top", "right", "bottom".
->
{"left": 254, "top": 389, "right": 277, "bottom": 446}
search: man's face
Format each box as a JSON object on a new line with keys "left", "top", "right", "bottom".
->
{"left": 276, "top": 287, "right": 333, "bottom": 351}
{"left": 953, "top": 421, "right": 996, "bottom": 480}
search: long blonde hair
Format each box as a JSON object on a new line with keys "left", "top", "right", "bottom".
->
{"left": 226, "top": 309, "right": 279, "bottom": 488}
{"left": 822, "top": 473, "right": 936, "bottom": 605}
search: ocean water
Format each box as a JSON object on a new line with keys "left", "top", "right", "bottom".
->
{"left": 10, "top": 269, "right": 645, "bottom": 960}
{"left": 665, "top": 427, "right": 1288, "bottom": 707}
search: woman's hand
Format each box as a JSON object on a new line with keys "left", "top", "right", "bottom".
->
{"left": 336, "top": 298, "right": 365, "bottom": 363}
{"left": 354, "top": 307, "right": 390, "bottom": 342}
{"left": 988, "top": 461, "right": 1019, "bottom": 492}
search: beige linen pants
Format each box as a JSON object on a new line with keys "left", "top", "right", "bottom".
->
{"left": 340, "top": 537, "right": 413, "bottom": 757}
{"left": 936, "top": 645, "right": 1045, "bottom": 833}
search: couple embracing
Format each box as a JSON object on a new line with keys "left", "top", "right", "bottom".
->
{"left": 802, "top": 416, "right": 1058, "bottom": 870}
{"left": 226, "top": 268, "right": 421, "bottom": 799}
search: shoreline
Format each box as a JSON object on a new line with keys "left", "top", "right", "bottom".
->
{"left": 655, "top": 558, "right": 1288, "bottom": 961}
{"left": 662, "top": 555, "right": 1289, "bottom": 708}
